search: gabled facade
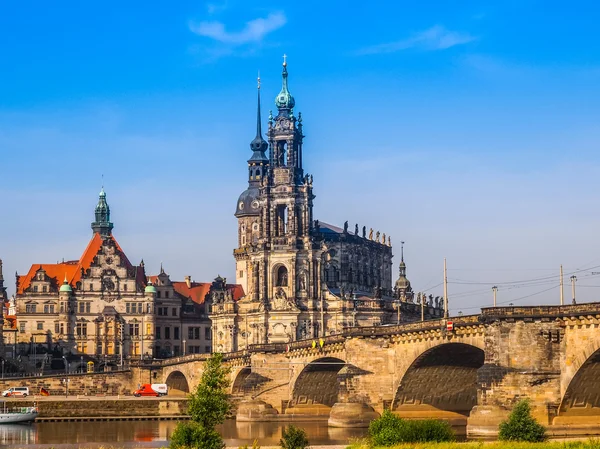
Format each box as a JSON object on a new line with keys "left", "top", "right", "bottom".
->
{"left": 14, "top": 190, "right": 155, "bottom": 361}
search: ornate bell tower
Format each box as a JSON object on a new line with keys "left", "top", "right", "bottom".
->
{"left": 264, "top": 56, "right": 313, "bottom": 246}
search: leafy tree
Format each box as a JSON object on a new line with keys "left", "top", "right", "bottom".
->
{"left": 368, "top": 409, "right": 454, "bottom": 445}
{"left": 187, "top": 353, "right": 232, "bottom": 428}
{"left": 170, "top": 422, "right": 224, "bottom": 449}
{"left": 280, "top": 425, "right": 309, "bottom": 449}
{"left": 498, "top": 399, "right": 547, "bottom": 442}
{"left": 170, "top": 353, "right": 231, "bottom": 449}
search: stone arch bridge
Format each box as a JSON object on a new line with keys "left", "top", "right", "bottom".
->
{"left": 142, "top": 303, "right": 600, "bottom": 436}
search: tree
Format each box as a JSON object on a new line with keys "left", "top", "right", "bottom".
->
{"left": 170, "top": 353, "right": 231, "bottom": 449}
{"left": 498, "top": 399, "right": 547, "bottom": 442}
{"left": 280, "top": 425, "right": 309, "bottom": 449}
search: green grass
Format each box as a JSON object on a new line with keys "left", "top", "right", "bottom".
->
{"left": 347, "top": 439, "right": 600, "bottom": 449}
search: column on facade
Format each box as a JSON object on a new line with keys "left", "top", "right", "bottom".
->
{"left": 253, "top": 262, "right": 260, "bottom": 301}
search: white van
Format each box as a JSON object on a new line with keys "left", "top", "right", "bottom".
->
{"left": 2, "top": 387, "right": 30, "bottom": 397}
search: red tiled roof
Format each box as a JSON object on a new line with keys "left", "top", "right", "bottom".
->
{"left": 147, "top": 276, "right": 245, "bottom": 305}
{"left": 172, "top": 282, "right": 212, "bottom": 305}
{"left": 17, "top": 232, "right": 145, "bottom": 294}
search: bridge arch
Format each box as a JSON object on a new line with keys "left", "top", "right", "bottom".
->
{"left": 231, "top": 366, "right": 272, "bottom": 396}
{"left": 291, "top": 357, "right": 346, "bottom": 408}
{"left": 393, "top": 342, "right": 484, "bottom": 415}
{"left": 559, "top": 346, "right": 600, "bottom": 417}
{"left": 166, "top": 370, "right": 190, "bottom": 395}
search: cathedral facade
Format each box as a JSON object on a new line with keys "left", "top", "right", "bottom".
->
{"left": 209, "top": 60, "right": 444, "bottom": 352}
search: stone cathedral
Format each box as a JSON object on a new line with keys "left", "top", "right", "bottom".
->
{"left": 209, "top": 60, "right": 443, "bottom": 352}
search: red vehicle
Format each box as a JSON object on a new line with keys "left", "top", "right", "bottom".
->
{"left": 133, "top": 383, "right": 168, "bottom": 397}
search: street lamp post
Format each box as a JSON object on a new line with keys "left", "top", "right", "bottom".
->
{"left": 183, "top": 339, "right": 186, "bottom": 356}
{"left": 62, "top": 356, "right": 69, "bottom": 397}
{"left": 1, "top": 359, "right": 4, "bottom": 379}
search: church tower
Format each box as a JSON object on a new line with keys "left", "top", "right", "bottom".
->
{"left": 234, "top": 76, "right": 269, "bottom": 297}
{"left": 91, "top": 188, "right": 114, "bottom": 237}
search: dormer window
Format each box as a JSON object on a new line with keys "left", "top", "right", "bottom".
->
{"left": 42, "top": 286, "right": 47, "bottom": 293}
{"left": 33, "top": 286, "right": 38, "bottom": 293}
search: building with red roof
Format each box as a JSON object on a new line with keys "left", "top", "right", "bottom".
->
{"left": 11, "top": 189, "right": 240, "bottom": 363}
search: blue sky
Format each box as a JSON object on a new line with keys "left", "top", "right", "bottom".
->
{"left": 2, "top": 1, "right": 600, "bottom": 313}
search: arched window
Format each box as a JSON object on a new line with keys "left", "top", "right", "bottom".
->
{"left": 276, "top": 266, "right": 288, "bottom": 287}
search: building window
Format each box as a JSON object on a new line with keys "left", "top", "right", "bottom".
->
{"left": 165, "top": 327, "right": 171, "bottom": 339}
{"left": 123, "top": 283, "right": 128, "bottom": 292}
{"left": 172, "top": 308, "right": 177, "bottom": 317}
{"left": 126, "top": 303, "right": 131, "bottom": 314}
{"left": 195, "top": 328, "right": 200, "bottom": 339}
{"left": 89, "top": 283, "right": 94, "bottom": 291}
{"left": 129, "top": 323, "right": 140, "bottom": 336}
{"left": 42, "top": 286, "right": 48, "bottom": 293}
{"left": 205, "top": 346, "right": 211, "bottom": 353}
{"left": 146, "top": 323, "right": 152, "bottom": 336}
{"left": 37, "top": 322, "right": 43, "bottom": 330}
{"left": 60, "top": 323, "right": 64, "bottom": 334}
{"left": 205, "top": 328, "right": 212, "bottom": 340}
{"left": 25, "top": 304, "right": 37, "bottom": 313}
{"left": 165, "top": 291, "right": 169, "bottom": 299}
{"left": 157, "top": 291, "right": 161, "bottom": 298}
{"left": 33, "top": 286, "right": 38, "bottom": 293}
{"left": 60, "top": 303, "right": 64, "bottom": 313}
{"left": 174, "top": 327, "right": 179, "bottom": 340}
{"left": 19, "top": 322, "right": 25, "bottom": 333}
{"left": 43, "top": 304, "right": 55, "bottom": 313}
{"left": 188, "top": 328, "right": 194, "bottom": 339}
{"left": 55, "top": 323, "right": 60, "bottom": 334}
{"left": 239, "top": 271, "right": 244, "bottom": 278}
{"left": 156, "top": 326, "right": 161, "bottom": 339}
{"left": 76, "top": 322, "right": 88, "bottom": 337}
{"left": 174, "top": 346, "right": 180, "bottom": 356}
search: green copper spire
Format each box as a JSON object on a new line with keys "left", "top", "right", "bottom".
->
{"left": 91, "top": 187, "right": 114, "bottom": 237}
{"left": 275, "top": 54, "right": 295, "bottom": 114}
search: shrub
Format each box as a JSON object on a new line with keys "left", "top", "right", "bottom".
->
{"left": 498, "top": 399, "right": 547, "bottom": 442}
{"left": 170, "top": 422, "right": 224, "bottom": 449}
{"left": 280, "top": 425, "right": 309, "bottom": 449}
{"left": 368, "top": 409, "right": 455, "bottom": 445}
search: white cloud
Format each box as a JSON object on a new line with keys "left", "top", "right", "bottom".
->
{"left": 357, "top": 25, "right": 476, "bottom": 55}
{"left": 190, "top": 12, "right": 286, "bottom": 45}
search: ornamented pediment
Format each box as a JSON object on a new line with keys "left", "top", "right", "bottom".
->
{"left": 272, "top": 287, "right": 298, "bottom": 311}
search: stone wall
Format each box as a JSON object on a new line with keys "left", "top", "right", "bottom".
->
{"left": 9, "top": 398, "right": 188, "bottom": 418}
{"left": 0, "top": 370, "right": 135, "bottom": 396}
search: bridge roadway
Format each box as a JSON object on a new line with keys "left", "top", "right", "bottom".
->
{"left": 149, "top": 302, "right": 600, "bottom": 436}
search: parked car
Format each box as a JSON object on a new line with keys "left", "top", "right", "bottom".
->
{"left": 2, "top": 387, "right": 30, "bottom": 397}
{"left": 133, "top": 383, "right": 168, "bottom": 397}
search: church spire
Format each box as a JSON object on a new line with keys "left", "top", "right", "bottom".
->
{"left": 275, "top": 54, "right": 295, "bottom": 117}
{"left": 249, "top": 73, "right": 268, "bottom": 162}
{"left": 91, "top": 187, "right": 114, "bottom": 237}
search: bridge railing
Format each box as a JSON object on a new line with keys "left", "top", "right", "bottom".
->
{"left": 482, "top": 302, "right": 600, "bottom": 318}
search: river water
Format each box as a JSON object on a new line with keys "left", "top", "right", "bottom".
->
{"left": 1, "top": 419, "right": 368, "bottom": 447}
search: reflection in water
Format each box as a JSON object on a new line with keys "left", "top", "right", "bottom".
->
{"left": 1, "top": 419, "right": 368, "bottom": 447}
